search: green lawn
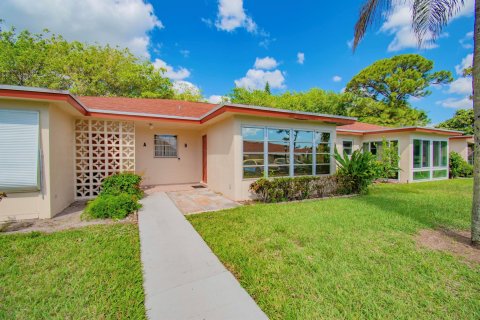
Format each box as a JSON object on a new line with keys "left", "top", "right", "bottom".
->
{"left": 188, "top": 179, "right": 480, "bottom": 320}
{"left": 0, "top": 224, "right": 145, "bottom": 319}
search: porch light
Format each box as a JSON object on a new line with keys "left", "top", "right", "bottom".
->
{"left": 149, "top": 123, "right": 153, "bottom": 130}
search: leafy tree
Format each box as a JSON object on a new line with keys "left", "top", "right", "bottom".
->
{"left": 346, "top": 53, "right": 451, "bottom": 110}
{"left": 264, "top": 81, "right": 271, "bottom": 94}
{"left": 229, "top": 87, "right": 348, "bottom": 116}
{"left": 0, "top": 27, "right": 174, "bottom": 98}
{"left": 437, "top": 109, "right": 474, "bottom": 134}
{"left": 351, "top": 0, "right": 480, "bottom": 245}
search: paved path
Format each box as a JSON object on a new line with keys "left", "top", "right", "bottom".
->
{"left": 139, "top": 192, "right": 268, "bottom": 320}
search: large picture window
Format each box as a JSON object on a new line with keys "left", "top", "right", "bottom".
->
{"left": 0, "top": 109, "right": 40, "bottom": 192}
{"left": 412, "top": 138, "right": 448, "bottom": 180}
{"left": 242, "top": 126, "right": 332, "bottom": 179}
{"left": 154, "top": 135, "right": 177, "bottom": 158}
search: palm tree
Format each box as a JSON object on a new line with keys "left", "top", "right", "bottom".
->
{"left": 352, "top": 0, "right": 479, "bottom": 246}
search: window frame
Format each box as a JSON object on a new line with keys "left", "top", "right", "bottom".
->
{"left": 342, "top": 139, "right": 353, "bottom": 155}
{"left": 411, "top": 137, "right": 449, "bottom": 181}
{"left": 241, "top": 125, "right": 334, "bottom": 180}
{"left": 154, "top": 134, "right": 178, "bottom": 158}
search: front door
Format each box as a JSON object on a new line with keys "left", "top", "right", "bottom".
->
{"left": 202, "top": 135, "right": 207, "bottom": 183}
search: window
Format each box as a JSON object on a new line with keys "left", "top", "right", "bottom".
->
{"left": 154, "top": 135, "right": 177, "bottom": 158}
{"left": 412, "top": 138, "right": 448, "bottom": 181}
{"left": 242, "top": 127, "right": 265, "bottom": 178}
{"left": 468, "top": 144, "right": 474, "bottom": 165}
{"left": 242, "top": 126, "right": 332, "bottom": 178}
{"left": 0, "top": 109, "right": 40, "bottom": 192}
{"left": 342, "top": 140, "right": 353, "bottom": 155}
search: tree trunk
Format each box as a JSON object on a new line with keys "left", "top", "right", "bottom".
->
{"left": 472, "top": 0, "right": 480, "bottom": 246}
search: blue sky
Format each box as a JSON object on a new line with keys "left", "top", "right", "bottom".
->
{"left": 0, "top": 0, "right": 475, "bottom": 124}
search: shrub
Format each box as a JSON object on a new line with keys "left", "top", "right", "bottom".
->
{"left": 449, "top": 151, "right": 473, "bottom": 178}
{"left": 84, "top": 193, "right": 142, "bottom": 220}
{"left": 249, "top": 176, "right": 342, "bottom": 203}
{"left": 100, "top": 173, "right": 143, "bottom": 198}
{"left": 376, "top": 139, "right": 401, "bottom": 181}
{"left": 334, "top": 149, "right": 380, "bottom": 194}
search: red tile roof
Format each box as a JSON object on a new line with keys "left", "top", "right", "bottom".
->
{"left": 337, "top": 122, "right": 389, "bottom": 132}
{"left": 78, "top": 96, "right": 217, "bottom": 118}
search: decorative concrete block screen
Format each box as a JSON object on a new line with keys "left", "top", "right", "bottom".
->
{"left": 74, "top": 119, "right": 135, "bottom": 199}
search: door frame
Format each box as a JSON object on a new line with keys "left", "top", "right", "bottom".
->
{"left": 202, "top": 135, "right": 207, "bottom": 183}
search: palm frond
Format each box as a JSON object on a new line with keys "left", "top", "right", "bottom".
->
{"left": 412, "top": 0, "right": 464, "bottom": 45}
{"left": 353, "top": 0, "right": 392, "bottom": 51}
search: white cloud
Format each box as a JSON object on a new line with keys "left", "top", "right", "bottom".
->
{"left": 215, "top": 0, "right": 257, "bottom": 33}
{"left": 459, "top": 31, "right": 474, "bottom": 49}
{"left": 347, "top": 38, "right": 354, "bottom": 49}
{"left": 153, "top": 59, "right": 190, "bottom": 81}
{"left": 235, "top": 69, "right": 286, "bottom": 90}
{"left": 173, "top": 81, "right": 200, "bottom": 95}
{"left": 297, "top": 52, "right": 305, "bottom": 64}
{"left": 207, "top": 95, "right": 228, "bottom": 104}
{"left": 332, "top": 75, "right": 342, "bottom": 82}
{"left": 380, "top": 0, "right": 471, "bottom": 52}
{"left": 448, "top": 77, "right": 472, "bottom": 95}
{"left": 254, "top": 57, "right": 278, "bottom": 70}
{"left": 0, "top": 0, "right": 162, "bottom": 58}
{"left": 180, "top": 49, "right": 190, "bottom": 58}
{"left": 455, "top": 53, "right": 473, "bottom": 75}
{"left": 437, "top": 97, "right": 472, "bottom": 109}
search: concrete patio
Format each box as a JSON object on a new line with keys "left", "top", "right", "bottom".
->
{"left": 138, "top": 192, "right": 267, "bottom": 320}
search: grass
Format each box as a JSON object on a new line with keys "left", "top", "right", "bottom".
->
{"left": 0, "top": 223, "right": 145, "bottom": 319}
{"left": 188, "top": 179, "right": 480, "bottom": 320}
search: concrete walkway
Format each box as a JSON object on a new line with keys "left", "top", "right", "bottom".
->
{"left": 138, "top": 192, "right": 268, "bottom": 320}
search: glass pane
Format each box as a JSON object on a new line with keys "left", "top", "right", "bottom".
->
{"left": 268, "top": 153, "right": 289, "bottom": 165}
{"left": 316, "top": 132, "right": 330, "bottom": 143}
{"left": 268, "top": 141, "right": 290, "bottom": 153}
{"left": 243, "top": 141, "right": 263, "bottom": 153}
{"left": 242, "top": 127, "right": 264, "bottom": 141}
{"left": 294, "top": 165, "right": 313, "bottom": 176}
{"left": 468, "top": 144, "right": 474, "bottom": 165}
{"left": 433, "top": 141, "right": 440, "bottom": 167}
{"left": 243, "top": 154, "right": 264, "bottom": 164}
{"left": 422, "top": 140, "right": 430, "bottom": 167}
{"left": 243, "top": 166, "right": 264, "bottom": 179}
{"left": 316, "top": 165, "right": 330, "bottom": 175}
{"left": 441, "top": 141, "right": 448, "bottom": 166}
{"left": 316, "top": 143, "right": 331, "bottom": 153}
{"left": 293, "top": 130, "right": 313, "bottom": 142}
{"left": 294, "top": 154, "right": 313, "bottom": 164}
{"left": 294, "top": 142, "right": 313, "bottom": 153}
{"left": 343, "top": 141, "right": 353, "bottom": 151}
{"left": 268, "top": 128, "right": 290, "bottom": 141}
{"left": 433, "top": 169, "right": 448, "bottom": 179}
{"left": 413, "top": 139, "right": 421, "bottom": 168}
{"left": 268, "top": 165, "right": 290, "bottom": 177}
{"left": 413, "top": 170, "right": 430, "bottom": 180}
{"left": 370, "top": 142, "right": 378, "bottom": 155}
{"left": 316, "top": 154, "right": 331, "bottom": 164}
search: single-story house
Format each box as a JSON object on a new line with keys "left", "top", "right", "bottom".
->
{"left": 0, "top": 85, "right": 469, "bottom": 221}
{"left": 449, "top": 135, "right": 474, "bottom": 165}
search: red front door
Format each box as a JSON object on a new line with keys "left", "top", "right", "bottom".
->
{"left": 202, "top": 135, "right": 207, "bottom": 183}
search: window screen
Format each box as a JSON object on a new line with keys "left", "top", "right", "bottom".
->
{"left": 154, "top": 135, "right": 177, "bottom": 157}
{"left": 0, "top": 109, "right": 40, "bottom": 192}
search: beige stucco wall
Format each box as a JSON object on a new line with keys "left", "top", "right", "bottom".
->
{"left": 201, "top": 117, "right": 236, "bottom": 200}
{"left": 0, "top": 100, "right": 52, "bottom": 221}
{"left": 449, "top": 139, "right": 469, "bottom": 160}
{"left": 49, "top": 105, "right": 75, "bottom": 216}
{"left": 135, "top": 122, "right": 202, "bottom": 186}
{"left": 336, "top": 134, "right": 363, "bottom": 154}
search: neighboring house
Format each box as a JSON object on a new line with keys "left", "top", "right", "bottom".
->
{"left": 0, "top": 85, "right": 469, "bottom": 221}
{"left": 336, "top": 122, "right": 465, "bottom": 183}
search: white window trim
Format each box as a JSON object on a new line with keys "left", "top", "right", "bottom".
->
{"left": 410, "top": 136, "right": 449, "bottom": 182}
{"left": 342, "top": 139, "right": 354, "bottom": 155}
{"left": 154, "top": 134, "right": 178, "bottom": 158}
{"left": 362, "top": 138, "right": 400, "bottom": 181}
{"left": 241, "top": 124, "right": 334, "bottom": 180}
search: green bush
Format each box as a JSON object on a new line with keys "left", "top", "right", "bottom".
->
{"left": 100, "top": 173, "right": 143, "bottom": 198}
{"left": 334, "top": 149, "right": 380, "bottom": 194}
{"left": 449, "top": 151, "right": 473, "bottom": 178}
{"left": 249, "top": 176, "right": 341, "bottom": 203}
{"left": 84, "top": 193, "right": 142, "bottom": 220}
